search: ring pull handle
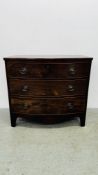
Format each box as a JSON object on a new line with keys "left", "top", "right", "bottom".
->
{"left": 67, "top": 102, "right": 75, "bottom": 111}
{"left": 68, "top": 85, "right": 75, "bottom": 92}
{"left": 19, "top": 67, "right": 27, "bottom": 75}
{"left": 22, "top": 85, "right": 29, "bottom": 92}
{"left": 69, "top": 65, "right": 76, "bottom": 76}
{"left": 22, "top": 103, "right": 30, "bottom": 110}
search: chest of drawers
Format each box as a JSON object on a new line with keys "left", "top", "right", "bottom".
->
{"left": 4, "top": 55, "right": 93, "bottom": 127}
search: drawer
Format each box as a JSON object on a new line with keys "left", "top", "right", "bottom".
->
{"left": 11, "top": 97, "right": 86, "bottom": 115}
{"left": 9, "top": 79, "right": 88, "bottom": 97}
{"left": 6, "top": 61, "right": 91, "bottom": 79}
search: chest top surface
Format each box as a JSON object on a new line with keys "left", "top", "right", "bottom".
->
{"left": 4, "top": 55, "right": 93, "bottom": 61}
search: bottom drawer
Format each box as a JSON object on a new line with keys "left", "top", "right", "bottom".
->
{"left": 11, "top": 97, "right": 86, "bottom": 115}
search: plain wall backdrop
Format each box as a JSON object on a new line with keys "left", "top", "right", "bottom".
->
{"left": 0, "top": 0, "right": 98, "bottom": 108}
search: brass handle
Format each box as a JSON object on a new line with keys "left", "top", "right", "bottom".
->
{"left": 22, "top": 85, "right": 29, "bottom": 92}
{"left": 22, "top": 103, "right": 30, "bottom": 110}
{"left": 69, "top": 65, "right": 76, "bottom": 75}
{"left": 67, "top": 102, "right": 74, "bottom": 111}
{"left": 68, "top": 85, "right": 75, "bottom": 92}
{"left": 19, "top": 67, "right": 27, "bottom": 75}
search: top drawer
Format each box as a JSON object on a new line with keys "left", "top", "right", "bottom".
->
{"left": 5, "top": 61, "right": 91, "bottom": 79}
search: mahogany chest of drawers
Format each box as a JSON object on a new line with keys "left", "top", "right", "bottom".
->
{"left": 4, "top": 55, "right": 93, "bottom": 127}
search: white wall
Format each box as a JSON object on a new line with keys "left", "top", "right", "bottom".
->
{"left": 0, "top": 0, "right": 98, "bottom": 108}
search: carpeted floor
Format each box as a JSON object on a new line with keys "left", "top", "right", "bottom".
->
{"left": 0, "top": 108, "right": 98, "bottom": 175}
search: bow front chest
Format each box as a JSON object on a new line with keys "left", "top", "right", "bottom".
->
{"left": 4, "top": 55, "right": 93, "bottom": 127}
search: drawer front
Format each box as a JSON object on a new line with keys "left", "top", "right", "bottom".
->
{"left": 9, "top": 79, "right": 88, "bottom": 97}
{"left": 6, "top": 61, "right": 91, "bottom": 79}
{"left": 11, "top": 97, "right": 85, "bottom": 115}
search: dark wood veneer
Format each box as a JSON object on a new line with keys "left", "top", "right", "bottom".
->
{"left": 11, "top": 97, "right": 86, "bottom": 115}
{"left": 9, "top": 79, "right": 88, "bottom": 97}
{"left": 6, "top": 61, "right": 91, "bottom": 79}
{"left": 4, "top": 55, "right": 93, "bottom": 127}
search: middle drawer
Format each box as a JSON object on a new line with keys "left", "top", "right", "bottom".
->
{"left": 9, "top": 79, "right": 88, "bottom": 97}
